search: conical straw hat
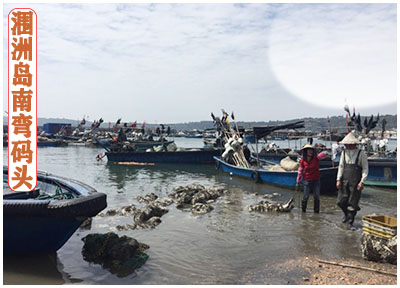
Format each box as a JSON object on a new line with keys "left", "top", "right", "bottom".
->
{"left": 340, "top": 132, "right": 360, "bottom": 144}
{"left": 300, "top": 144, "right": 315, "bottom": 151}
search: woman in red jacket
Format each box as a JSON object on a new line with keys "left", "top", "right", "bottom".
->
{"left": 296, "top": 144, "right": 327, "bottom": 213}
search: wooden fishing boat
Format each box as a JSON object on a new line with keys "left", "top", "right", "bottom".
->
{"left": 244, "top": 134, "right": 256, "bottom": 143}
{"left": 319, "top": 157, "right": 397, "bottom": 188}
{"left": 3, "top": 167, "right": 107, "bottom": 255}
{"left": 363, "top": 157, "right": 397, "bottom": 188}
{"left": 252, "top": 151, "right": 298, "bottom": 163}
{"left": 256, "top": 152, "right": 397, "bottom": 188}
{"left": 95, "top": 137, "right": 174, "bottom": 150}
{"left": 214, "top": 157, "right": 338, "bottom": 194}
{"left": 106, "top": 148, "right": 223, "bottom": 164}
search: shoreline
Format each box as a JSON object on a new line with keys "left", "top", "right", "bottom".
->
{"left": 239, "top": 256, "right": 397, "bottom": 285}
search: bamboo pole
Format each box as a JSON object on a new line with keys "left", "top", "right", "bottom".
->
{"left": 217, "top": 111, "right": 249, "bottom": 168}
{"left": 327, "top": 117, "right": 335, "bottom": 167}
{"left": 256, "top": 138, "right": 260, "bottom": 168}
{"left": 317, "top": 259, "right": 397, "bottom": 277}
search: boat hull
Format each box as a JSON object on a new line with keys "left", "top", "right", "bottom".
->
{"left": 4, "top": 217, "right": 83, "bottom": 254}
{"left": 214, "top": 157, "right": 337, "bottom": 194}
{"left": 3, "top": 168, "right": 107, "bottom": 255}
{"left": 106, "top": 149, "right": 222, "bottom": 164}
{"left": 320, "top": 157, "right": 397, "bottom": 188}
{"left": 257, "top": 153, "right": 397, "bottom": 188}
{"left": 97, "top": 138, "right": 174, "bottom": 149}
{"left": 364, "top": 159, "right": 397, "bottom": 188}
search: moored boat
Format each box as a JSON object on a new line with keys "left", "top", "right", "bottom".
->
{"left": 3, "top": 167, "right": 107, "bottom": 255}
{"left": 256, "top": 152, "right": 397, "bottom": 188}
{"left": 95, "top": 137, "right": 174, "bottom": 150}
{"left": 363, "top": 157, "right": 397, "bottom": 188}
{"left": 106, "top": 148, "right": 222, "bottom": 164}
{"left": 252, "top": 151, "right": 298, "bottom": 163}
{"left": 214, "top": 157, "right": 338, "bottom": 194}
{"left": 319, "top": 157, "right": 397, "bottom": 188}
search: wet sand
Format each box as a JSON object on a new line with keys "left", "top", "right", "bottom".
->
{"left": 239, "top": 256, "right": 397, "bottom": 285}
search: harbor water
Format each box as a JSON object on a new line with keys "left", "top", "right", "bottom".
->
{"left": 3, "top": 138, "right": 397, "bottom": 284}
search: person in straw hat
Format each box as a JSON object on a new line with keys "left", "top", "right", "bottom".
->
{"left": 336, "top": 132, "right": 369, "bottom": 228}
{"left": 296, "top": 144, "right": 328, "bottom": 213}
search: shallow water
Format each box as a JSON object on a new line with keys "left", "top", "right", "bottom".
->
{"left": 3, "top": 138, "right": 397, "bottom": 284}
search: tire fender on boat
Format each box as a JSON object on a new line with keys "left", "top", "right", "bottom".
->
{"left": 215, "top": 160, "right": 220, "bottom": 170}
{"left": 251, "top": 170, "right": 261, "bottom": 183}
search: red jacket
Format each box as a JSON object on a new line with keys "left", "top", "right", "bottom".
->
{"left": 297, "top": 151, "right": 327, "bottom": 183}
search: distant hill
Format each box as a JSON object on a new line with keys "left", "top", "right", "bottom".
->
{"left": 3, "top": 115, "right": 397, "bottom": 133}
{"left": 164, "top": 115, "right": 397, "bottom": 133}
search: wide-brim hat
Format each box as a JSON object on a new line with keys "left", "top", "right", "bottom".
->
{"left": 340, "top": 132, "right": 360, "bottom": 144}
{"left": 300, "top": 144, "right": 315, "bottom": 152}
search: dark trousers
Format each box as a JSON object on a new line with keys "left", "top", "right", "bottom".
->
{"left": 337, "top": 163, "right": 362, "bottom": 224}
{"left": 302, "top": 179, "right": 320, "bottom": 212}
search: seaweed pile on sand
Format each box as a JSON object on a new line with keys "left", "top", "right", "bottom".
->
{"left": 81, "top": 232, "right": 149, "bottom": 277}
{"left": 248, "top": 198, "right": 295, "bottom": 213}
{"left": 361, "top": 234, "right": 397, "bottom": 265}
{"left": 169, "top": 184, "right": 227, "bottom": 215}
{"left": 97, "top": 193, "right": 173, "bottom": 231}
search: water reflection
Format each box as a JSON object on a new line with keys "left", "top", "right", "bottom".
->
{"left": 105, "top": 162, "right": 217, "bottom": 190}
{"left": 3, "top": 253, "right": 68, "bottom": 285}
{"left": 2, "top": 145, "right": 397, "bottom": 285}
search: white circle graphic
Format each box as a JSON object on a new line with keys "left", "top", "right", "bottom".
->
{"left": 268, "top": 6, "right": 396, "bottom": 109}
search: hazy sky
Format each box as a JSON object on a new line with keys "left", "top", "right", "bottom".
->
{"left": 3, "top": 3, "right": 397, "bottom": 123}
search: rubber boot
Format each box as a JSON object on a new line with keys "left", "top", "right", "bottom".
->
{"left": 342, "top": 210, "right": 349, "bottom": 223}
{"left": 348, "top": 211, "right": 356, "bottom": 225}
{"left": 313, "top": 199, "right": 320, "bottom": 213}
{"left": 301, "top": 200, "right": 307, "bottom": 212}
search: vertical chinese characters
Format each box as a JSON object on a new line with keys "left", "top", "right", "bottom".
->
{"left": 8, "top": 9, "right": 37, "bottom": 191}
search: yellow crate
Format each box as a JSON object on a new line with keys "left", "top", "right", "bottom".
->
{"left": 363, "top": 227, "right": 395, "bottom": 239}
{"left": 362, "top": 215, "right": 397, "bottom": 230}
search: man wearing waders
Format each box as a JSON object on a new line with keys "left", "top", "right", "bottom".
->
{"left": 336, "top": 133, "right": 368, "bottom": 228}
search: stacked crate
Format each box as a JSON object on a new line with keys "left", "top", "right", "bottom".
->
{"left": 362, "top": 215, "right": 397, "bottom": 238}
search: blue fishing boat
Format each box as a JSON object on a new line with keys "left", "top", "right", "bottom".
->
{"left": 252, "top": 151, "right": 298, "bottom": 164}
{"left": 106, "top": 148, "right": 222, "bottom": 164}
{"left": 3, "top": 167, "right": 107, "bottom": 255}
{"left": 319, "top": 157, "right": 397, "bottom": 188}
{"left": 4, "top": 139, "right": 68, "bottom": 147}
{"left": 37, "top": 140, "right": 68, "bottom": 147}
{"left": 257, "top": 152, "right": 397, "bottom": 188}
{"left": 95, "top": 137, "right": 174, "bottom": 150}
{"left": 244, "top": 134, "right": 256, "bottom": 143}
{"left": 214, "top": 157, "right": 338, "bottom": 194}
{"left": 363, "top": 157, "right": 397, "bottom": 188}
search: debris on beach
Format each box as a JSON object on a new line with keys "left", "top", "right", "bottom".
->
{"left": 133, "top": 204, "right": 169, "bottom": 229}
{"left": 361, "top": 234, "right": 397, "bottom": 265}
{"left": 169, "top": 184, "right": 227, "bottom": 215}
{"left": 191, "top": 203, "right": 214, "bottom": 215}
{"left": 137, "top": 193, "right": 158, "bottom": 203}
{"left": 97, "top": 193, "right": 173, "bottom": 229}
{"left": 79, "top": 217, "right": 92, "bottom": 230}
{"left": 120, "top": 204, "right": 138, "bottom": 216}
{"left": 81, "top": 232, "right": 149, "bottom": 277}
{"left": 248, "top": 198, "right": 294, "bottom": 213}
{"left": 97, "top": 204, "right": 137, "bottom": 217}
{"left": 262, "top": 193, "right": 280, "bottom": 199}
{"left": 136, "top": 193, "right": 174, "bottom": 208}
{"left": 116, "top": 224, "right": 137, "bottom": 231}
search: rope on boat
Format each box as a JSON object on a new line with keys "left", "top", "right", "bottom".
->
{"left": 36, "top": 185, "right": 75, "bottom": 200}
